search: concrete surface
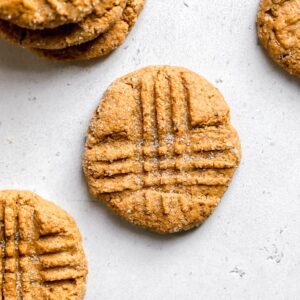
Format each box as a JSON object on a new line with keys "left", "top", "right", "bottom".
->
{"left": 0, "top": 0, "right": 299, "bottom": 299}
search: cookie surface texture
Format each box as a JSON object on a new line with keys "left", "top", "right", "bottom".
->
{"left": 83, "top": 66, "right": 241, "bottom": 234}
{"left": 257, "top": 0, "right": 300, "bottom": 77}
{"left": 34, "top": 0, "right": 144, "bottom": 61}
{"left": 0, "top": 0, "right": 127, "bottom": 50}
{"left": 0, "top": 0, "right": 98, "bottom": 30}
{"left": 0, "top": 190, "right": 87, "bottom": 299}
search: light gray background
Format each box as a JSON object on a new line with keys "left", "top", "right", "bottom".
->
{"left": 0, "top": 0, "right": 299, "bottom": 299}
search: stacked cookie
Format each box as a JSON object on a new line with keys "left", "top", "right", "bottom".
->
{"left": 0, "top": 0, "right": 145, "bottom": 61}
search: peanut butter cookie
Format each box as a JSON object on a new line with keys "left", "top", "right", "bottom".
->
{"left": 257, "top": 0, "right": 300, "bottom": 77}
{"left": 34, "top": 0, "right": 144, "bottom": 61}
{"left": 83, "top": 66, "right": 241, "bottom": 234}
{"left": 0, "top": 190, "right": 87, "bottom": 299}
{"left": 0, "top": 0, "right": 127, "bottom": 50}
{"left": 0, "top": 0, "right": 99, "bottom": 30}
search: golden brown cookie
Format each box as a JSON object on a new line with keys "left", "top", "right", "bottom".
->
{"left": 83, "top": 66, "right": 241, "bottom": 234}
{"left": 34, "top": 0, "right": 144, "bottom": 61}
{"left": 0, "top": 0, "right": 127, "bottom": 50}
{"left": 0, "top": 0, "right": 99, "bottom": 30}
{"left": 0, "top": 190, "right": 87, "bottom": 299}
{"left": 257, "top": 0, "right": 300, "bottom": 77}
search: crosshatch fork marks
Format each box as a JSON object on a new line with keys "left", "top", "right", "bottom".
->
{"left": 0, "top": 190, "right": 87, "bottom": 299}
{"left": 85, "top": 67, "right": 240, "bottom": 193}
{"left": 83, "top": 66, "right": 241, "bottom": 233}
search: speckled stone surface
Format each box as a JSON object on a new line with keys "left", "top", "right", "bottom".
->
{"left": 0, "top": 0, "right": 299, "bottom": 299}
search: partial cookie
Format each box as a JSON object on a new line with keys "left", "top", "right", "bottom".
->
{"left": 0, "top": 0, "right": 127, "bottom": 50}
{"left": 257, "top": 0, "right": 300, "bottom": 77}
{"left": 0, "top": 0, "right": 99, "bottom": 30}
{"left": 0, "top": 190, "right": 87, "bottom": 299}
{"left": 83, "top": 66, "right": 241, "bottom": 234}
{"left": 34, "top": 0, "right": 144, "bottom": 61}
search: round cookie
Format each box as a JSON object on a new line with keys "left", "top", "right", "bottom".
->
{"left": 0, "top": 190, "right": 87, "bottom": 299}
{"left": 83, "top": 66, "right": 241, "bottom": 234}
{"left": 0, "top": 0, "right": 127, "bottom": 50}
{"left": 34, "top": 0, "right": 144, "bottom": 61}
{"left": 257, "top": 0, "right": 300, "bottom": 77}
{"left": 0, "top": 0, "right": 99, "bottom": 30}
